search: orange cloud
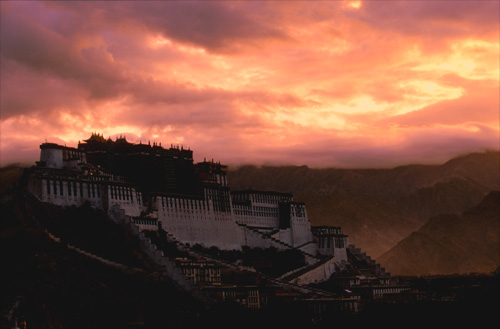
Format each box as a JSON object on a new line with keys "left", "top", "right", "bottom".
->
{"left": 1, "top": 1, "right": 498, "bottom": 167}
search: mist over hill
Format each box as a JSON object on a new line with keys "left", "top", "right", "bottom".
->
{"left": 378, "top": 191, "right": 500, "bottom": 276}
{"left": 227, "top": 151, "right": 500, "bottom": 258}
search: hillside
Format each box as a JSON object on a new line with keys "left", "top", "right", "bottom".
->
{"left": 377, "top": 191, "right": 500, "bottom": 276}
{"left": 0, "top": 191, "right": 204, "bottom": 328}
{"left": 0, "top": 165, "right": 25, "bottom": 195}
{"left": 228, "top": 151, "right": 500, "bottom": 257}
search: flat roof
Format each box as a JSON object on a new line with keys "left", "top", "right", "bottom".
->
{"left": 231, "top": 190, "right": 293, "bottom": 197}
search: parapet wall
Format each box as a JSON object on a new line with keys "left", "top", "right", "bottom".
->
{"left": 28, "top": 176, "right": 143, "bottom": 218}
{"left": 30, "top": 177, "right": 104, "bottom": 209}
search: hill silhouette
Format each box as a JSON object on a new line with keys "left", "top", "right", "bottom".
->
{"left": 377, "top": 191, "right": 500, "bottom": 276}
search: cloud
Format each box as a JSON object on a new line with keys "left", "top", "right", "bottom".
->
{"left": 46, "top": 1, "right": 290, "bottom": 54}
{"left": 349, "top": 1, "right": 499, "bottom": 39}
{"left": 0, "top": 1, "right": 498, "bottom": 168}
{"left": 0, "top": 2, "right": 133, "bottom": 118}
{"left": 382, "top": 83, "right": 499, "bottom": 127}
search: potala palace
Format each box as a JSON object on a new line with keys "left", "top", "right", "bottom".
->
{"left": 28, "top": 133, "right": 347, "bottom": 260}
{"left": 25, "top": 133, "right": 398, "bottom": 299}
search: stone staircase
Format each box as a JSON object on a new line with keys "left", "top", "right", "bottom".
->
{"left": 278, "top": 257, "right": 333, "bottom": 282}
{"left": 236, "top": 222, "right": 321, "bottom": 263}
{"left": 108, "top": 205, "right": 337, "bottom": 297}
{"left": 347, "top": 245, "right": 389, "bottom": 278}
{"left": 108, "top": 206, "right": 201, "bottom": 299}
{"left": 158, "top": 228, "right": 336, "bottom": 297}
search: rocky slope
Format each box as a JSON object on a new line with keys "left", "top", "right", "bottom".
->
{"left": 377, "top": 191, "right": 500, "bottom": 276}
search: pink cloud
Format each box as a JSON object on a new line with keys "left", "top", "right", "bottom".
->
{"left": 0, "top": 1, "right": 498, "bottom": 168}
{"left": 350, "top": 1, "right": 499, "bottom": 39}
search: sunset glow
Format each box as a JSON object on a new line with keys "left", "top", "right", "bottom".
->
{"left": 1, "top": 1, "right": 498, "bottom": 167}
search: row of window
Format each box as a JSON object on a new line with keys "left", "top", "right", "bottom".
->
{"left": 205, "top": 189, "right": 231, "bottom": 213}
{"left": 63, "top": 149, "right": 85, "bottom": 161}
{"left": 291, "top": 205, "right": 306, "bottom": 217}
{"left": 46, "top": 179, "right": 100, "bottom": 198}
{"left": 312, "top": 228, "right": 342, "bottom": 235}
{"left": 373, "top": 288, "right": 408, "bottom": 299}
{"left": 133, "top": 218, "right": 157, "bottom": 226}
{"left": 318, "top": 237, "right": 345, "bottom": 249}
{"left": 253, "top": 211, "right": 277, "bottom": 218}
{"left": 250, "top": 194, "right": 291, "bottom": 204}
{"left": 160, "top": 197, "right": 207, "bottom": 210}
{"left": 234, "top": 210, "right": 253, "bottom": 216}
{"left": 45, "top": 179, "right": 143, "bottom": 203}
{"left": 110, "top": 185, "right": 134, "bottom": 201}
{"left": 253, "top": 206, "right": 278, "bottom": 213}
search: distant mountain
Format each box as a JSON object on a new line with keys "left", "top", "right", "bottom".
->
{"left": 228, "top": 151, "right": 500, "bottom": 258}
{"left": 377, "top": 191, "right": 500, "bottom": 276}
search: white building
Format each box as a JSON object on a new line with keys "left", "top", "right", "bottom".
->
{"left": 28, "top": 138, "right": 349, "bottom": 271}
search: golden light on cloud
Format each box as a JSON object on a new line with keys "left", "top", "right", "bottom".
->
{"left": 345, "top": 1, "right": 362, "bottom": 9}
{"left": 400, "top": 81, "right": 463, "bottom": 100}
{"left": 396, "top": 81, "right": 464, "bottom": 115}
{"left": 273, "top": 107, "right": 346, "bottom": 130}
{"left": 413, "top": 39, "right": 500, "bottom": 81}
{"left": 149, "top": 35, "right": 173, "bottom": 49}
{"left": 98, "top": 126, "right": 144, "bottom": 139}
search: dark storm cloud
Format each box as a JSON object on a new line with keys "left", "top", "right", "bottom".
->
{"left": 47, "top": 1, "right": 289, "bottom": 53}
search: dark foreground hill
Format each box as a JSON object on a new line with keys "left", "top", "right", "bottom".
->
{"left": 0, "top": 192, "right": 205, "bottom": 329}
{"left": 377, "top": 191, "right": 500, "bottom": 276}
{"left": 228, "top": 151, "right": 500, "bottom": 258}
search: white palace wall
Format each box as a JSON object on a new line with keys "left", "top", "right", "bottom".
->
{"left": 290, "top": 211, "right": 313, "bottom": 247}
{"left": 40, "top": 147, "right": 87, "bottom": 169}
{"left": 29, "top": 176, "right": 143, "bottom": 218}
{"left": 32, "top": 177, "right": 104, "bottom": 209}
{"left": 40, "top": 148, "right": 64, "bottom": 168}
{"left": 107, "top": 184, "right": 143, "bottom": 217}
{"left": 29, "top": 174, "right": 329, "bottom": 257}
{"left": 30, "top": 174, "right": 299, "bottom": 251}
{"left": 154, "top": 195, "right": 244, "bottom": 250}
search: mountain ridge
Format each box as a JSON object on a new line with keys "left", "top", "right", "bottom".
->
{"left": 227, "top": 151, "right": 500, "bottom": 258}
{"left": 377, "top": 191, "right": 500, "bottom": 276}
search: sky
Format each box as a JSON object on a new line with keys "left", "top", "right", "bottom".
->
{"left": 1, "top": 1, "right": 499, "bottom": 168}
